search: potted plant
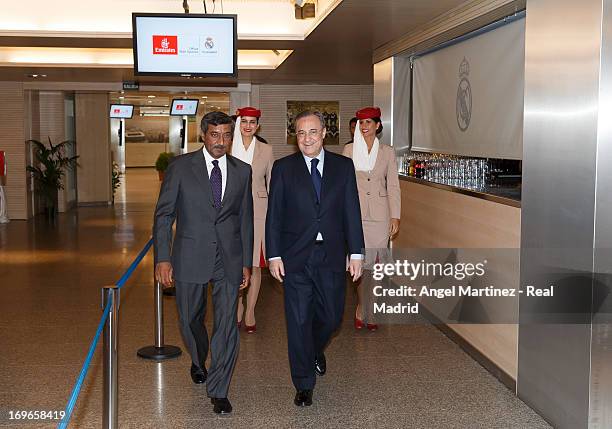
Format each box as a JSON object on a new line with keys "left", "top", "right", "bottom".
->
{"left": 155, "top": 152, "right": 175, "bottom": 181}
{"left": 26, "top": 138, "right": 78, "bottom": 220}
{"left": 111, "top": 162, "right": 123, "bottom": 204}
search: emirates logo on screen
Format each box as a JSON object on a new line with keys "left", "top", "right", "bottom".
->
{"left": 113, "top": 108, "right": 121, "bottom": 114}
{"left": 152, "top": 35, "right": 178, "bottom": 55}
{"left": 176, "top": 104, "right": 184, "bottom": 110}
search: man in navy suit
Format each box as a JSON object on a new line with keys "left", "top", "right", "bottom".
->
{"left": 266, "top": 110, "right": 365, "bottom": 406}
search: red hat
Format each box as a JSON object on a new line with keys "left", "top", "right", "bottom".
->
{"left": 356, "top": 107, "right": 381, "bottom": 120}
{"left": 237, "top": 106, "right": 261, "bottom": 118}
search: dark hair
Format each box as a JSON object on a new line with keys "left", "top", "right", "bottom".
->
{"left": 254, "top": 134, "right": 268, "bottom": 144}
{"left": 373, "top": 117, "right": 383, "bottom": 135}
{"left": 295, "top": 110, "right": 326, "bottom": 129}
{"left": 201, "top": 111, "right": 235, "bottom": 134}
{"left": 349, "top": 117, "right": 358, "bottom": 126}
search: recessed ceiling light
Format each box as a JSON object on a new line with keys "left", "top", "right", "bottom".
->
{"left": 201, "top": 96, "right": 208, "bottom": 99}
{"left": 147, "top": 100, "right": 152, "bottom": 103}
{"left": 119, "top": 96, "right": 124, "bottom": 100}
{"left": 147, "top": 95, "right": 156, "bottom": 98}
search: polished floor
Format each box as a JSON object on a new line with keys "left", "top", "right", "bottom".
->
{"left": 0, "top": 168, "right": 551, "bottom": 428}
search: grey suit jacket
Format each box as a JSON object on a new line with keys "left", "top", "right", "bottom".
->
{"left": 153, "top": 149, "right": 254, "bottom": 285}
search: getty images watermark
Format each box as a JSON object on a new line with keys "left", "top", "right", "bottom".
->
{"left": 356, "top": 248, "right": 592, "bottom": 325}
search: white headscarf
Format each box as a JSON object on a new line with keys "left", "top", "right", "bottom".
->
{"left": 231, "top": 116, "right": 256, "bottom": 165}
{"left": 352, "top": 124, "right": 379, "bottom": 172}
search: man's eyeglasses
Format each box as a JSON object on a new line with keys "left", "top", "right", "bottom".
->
{"left": 296, "top": 129, "right": 322, "bottom": 139}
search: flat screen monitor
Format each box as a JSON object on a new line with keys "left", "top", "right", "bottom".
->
{"left": 170, "top": 99, "right": 199, "bottom": 116}
{"left": 109, "top": 104, "right": 134, "bottom": 119}
{"left": 132, "top": 13, "right": 237, "bottom": 77}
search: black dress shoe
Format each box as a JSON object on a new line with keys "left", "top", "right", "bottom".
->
{"left": 315, "top": 353, "right": 326, "bottom": 376}
{"left": 210, "top": 397, "right": 232, "bottom": 414}
{"left": 190, "top": 364, "right": 207, "bottom": 384}
{"left": 294, "top": 389, "right": 313, "bottom": 406}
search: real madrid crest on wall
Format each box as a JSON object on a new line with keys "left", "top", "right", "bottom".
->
{"left": 456, "top": 57, "right": 472, "bottom": 132}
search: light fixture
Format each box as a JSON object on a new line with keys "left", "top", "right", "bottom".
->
{"left": 147, "top": 95, "right": 156, "bottom": 98}
{"left": 201, "top": 96, "right": 208, "bottom": 99}
{"left": 26, "top": 73, "right": 47, "bottom": 78}
{"left": 119, "top": 96, "right": 125, "bottom": 100}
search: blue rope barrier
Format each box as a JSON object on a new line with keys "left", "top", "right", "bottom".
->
{"left": 57, "top": 300, "right": 111, "bottom": 429}
{"left": 116, "top": 238, "right": 153, "bottom": 289}
{"left": 57, "top": 237, "right": 154, "bottom": 428}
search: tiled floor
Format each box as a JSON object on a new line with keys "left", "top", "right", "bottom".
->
{"left": 0, "top": 168, "right": 551, "bottom": 428}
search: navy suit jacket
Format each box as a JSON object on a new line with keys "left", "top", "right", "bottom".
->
{"left": 266, "top": 150, "right": 365, "bottom": 273}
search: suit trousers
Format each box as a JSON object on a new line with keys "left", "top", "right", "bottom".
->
{"left": 175, "top": 246, "right": 240, "bottom": 398}
{"left": 283, "top": 244, "right": 346, "bottom": 390}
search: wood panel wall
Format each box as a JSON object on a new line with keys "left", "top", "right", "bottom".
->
{"left": 75, "top": 93, "right": 111, "bottom": 204}
{"left": 38, "top": 91, "right": 74, "bottom": 212}
{"left": 0, "top": 82, "right": 28, "bottom": 220}
{"left": 395, "top": 179, "right": 521, "bottom": 380}
{"left": 255, "top": 84, "right": 373, "bottom": 160}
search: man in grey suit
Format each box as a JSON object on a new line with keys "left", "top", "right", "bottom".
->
{"left": 153, "top": 111, "right": 253, "bottom": 415}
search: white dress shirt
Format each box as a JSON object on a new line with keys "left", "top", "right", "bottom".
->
{"left": 302, "top": 150, "right": 325, "bottom": 242}
{"left": 269, "top": 150, "right": 362, "bottom": 261}
{"left": 202, "top": 147, "right": 227, "bottom": 199}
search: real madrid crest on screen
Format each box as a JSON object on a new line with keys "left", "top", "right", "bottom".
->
{"left": 456, "top": 57, "right": 472, "bottom": 132}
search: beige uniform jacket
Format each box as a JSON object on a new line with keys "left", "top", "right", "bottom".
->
{"left": 342, "top": 143, "right": 401, "bottom": 250}
{"left": 251, "top": 141, "right": 274, "bottom": 266}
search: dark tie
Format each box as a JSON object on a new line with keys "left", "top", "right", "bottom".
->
{"left": 210, "top": 159, "right": 222, "bottom": 208}
{"left": 310, "top": 158, "right": 322, "bottom": 202}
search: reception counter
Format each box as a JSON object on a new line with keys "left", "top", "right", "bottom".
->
{"left": 393, "top": 174, "right": 521, "bottom": 386}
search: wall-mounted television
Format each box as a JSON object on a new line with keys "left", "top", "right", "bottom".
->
{"left": 132, "top": 13, "right": 237, "bottom": 77}
{"left": 109, "top": 104, "right": 134, "bottom": 119}
{"left": 170, "top": 99, "right": 199, "bottom": 116}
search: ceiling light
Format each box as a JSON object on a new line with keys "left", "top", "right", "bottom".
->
{"left": 119, "top": 96, "right": 124, "bottom": 100}
{"left": 201, "top": 96, "right": 208, "bottom": 99}
{"left": 147, "top": 95, "right": 156, "bottom": 98}
{"left": 147, "top": 100, "right": 152, "bottom": 103}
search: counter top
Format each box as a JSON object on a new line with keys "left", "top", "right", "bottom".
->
{"left": 399, "top": 174, "right": 521, "bottom": 208}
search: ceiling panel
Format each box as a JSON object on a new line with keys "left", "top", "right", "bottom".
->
{"left": 0, "top": 0, "right": 469, "bottom": 85}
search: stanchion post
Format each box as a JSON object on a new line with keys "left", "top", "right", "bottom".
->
{"left": 155, "top": 278, "right": 163, "bottom": 348}
{"left": 137, "top": 278, "right": 182, "bottom": 360}
{"left": 102, "top": 286, "right": 120, "bottom": 429}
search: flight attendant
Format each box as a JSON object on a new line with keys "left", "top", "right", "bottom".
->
{"left": 232, "top": 107, "right": 274, "bottom": 333}
{"left": 342, "top": 107, "right": 401, "bottom": 331}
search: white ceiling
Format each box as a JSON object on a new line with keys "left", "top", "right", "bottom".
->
{"left": 0, "top": 0, "right": 339, "bottom": 40}
{"left": 0, "top": 0, "right": 468, "bottom": 85}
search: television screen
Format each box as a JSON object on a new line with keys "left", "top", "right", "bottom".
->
{"left": 132, "top": 13, "right": 237, "bottom": 77}
{"left": 170, "top": 99, "right": 199, "bottom": 116}
{"left": 110, "top": 104, "right": 134, "bottom": 119}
